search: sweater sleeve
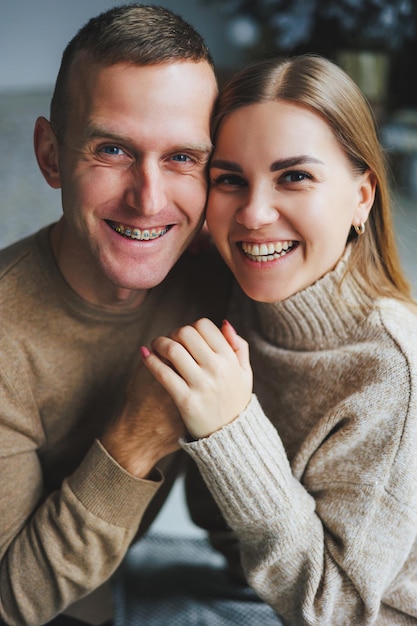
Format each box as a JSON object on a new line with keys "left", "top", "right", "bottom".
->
{"left": 181, "top": 391, "right": 417, "bottom": 625}
{"left": 0, "top": 354, "right": 161, "bottom": 626}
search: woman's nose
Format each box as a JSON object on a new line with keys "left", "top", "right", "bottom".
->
{"left": 235, "top": 185, "right": 279, "bottom": 230}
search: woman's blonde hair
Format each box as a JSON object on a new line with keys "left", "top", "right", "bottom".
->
{"left": 212, "top": 55, "right": 413, "bottom": 302}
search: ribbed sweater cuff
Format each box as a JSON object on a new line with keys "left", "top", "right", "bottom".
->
{"left": 181, "top": 395, "right": 314, "bottom": 537}
{"left": 66, "top": 439, "right": 162, "bottom": 527}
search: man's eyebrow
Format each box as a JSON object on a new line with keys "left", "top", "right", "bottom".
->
{"left": 210, "top": 156, "right": 324, "bottom": 172}
{"left": 82, "top": 124, "right": 126, "bottom": 143}
{"left": 82, "top": 124, "right": 212, "bottom": 155}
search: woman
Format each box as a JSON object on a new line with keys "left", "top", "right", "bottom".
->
{"left": 141, "top": 55, "right": 417, "bottom": 624}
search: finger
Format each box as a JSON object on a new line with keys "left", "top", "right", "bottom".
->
{"left": 150, "top": 335, "right": 207, "bottom": 386}
{"left": 169, "top": 320, "right": 231, "bottom": 366}
{"left": 192, "top": 318, "right": 233, "bottom": 354}
{"left": 141, "top": 346, "right": 190, "bottom": 403}
{"left": 221, "top": 320, "right": 252, "bottom": 373}
{"left": 220, "top": 319, "right": 240, "bottom": 350}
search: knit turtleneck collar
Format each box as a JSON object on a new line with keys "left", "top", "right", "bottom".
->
{"left": 250, "top": 246, "right": 374, "bottom": 351}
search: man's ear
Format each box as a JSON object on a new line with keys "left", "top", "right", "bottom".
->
{"left": 353, "top": 170, "right": 376, "bottom": 229}
{"left": 33, "top": 116, "right": 62, "bottom": 189}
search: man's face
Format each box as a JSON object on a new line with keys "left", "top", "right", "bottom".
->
{"left": 50, "top": 59, "right": 217, "bottom": 304}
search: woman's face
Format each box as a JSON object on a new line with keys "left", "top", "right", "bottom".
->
{"left": 207, "top": 100, "right": 374, "bottom": 303}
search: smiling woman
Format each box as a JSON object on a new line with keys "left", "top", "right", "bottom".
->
{"left": 207, "top": 99, "right": 375, "bottom": 302}
{"left": 142, "top": 55, "right": 417, "bottom": 625}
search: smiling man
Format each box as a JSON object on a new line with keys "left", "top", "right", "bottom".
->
{"left": 37, "top": 58, "right": 216, "bottom": 306}
{"left": 0, "top": 5, "right": 229, "bottom": 626}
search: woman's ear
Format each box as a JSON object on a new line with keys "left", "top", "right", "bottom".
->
{"left": 33, "top": 116, "right": 61, "bottom": 189}
{"left": 353, "top": 170, "right": 376, "bottom": 229}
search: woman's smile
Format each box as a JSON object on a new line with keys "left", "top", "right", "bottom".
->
{"left": 240, "top": 240, "right": 297, "bottom": 263}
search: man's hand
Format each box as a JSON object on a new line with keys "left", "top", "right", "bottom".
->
{"left": 101, "top": 361, "right": 185, "bottom": 478}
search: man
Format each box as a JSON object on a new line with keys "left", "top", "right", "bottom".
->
{"left": 0, "top": 5, "right": 229, "bottom": 625}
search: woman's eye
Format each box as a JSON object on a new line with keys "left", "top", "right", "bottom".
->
{"left": 281, "top": 170, "right": 311, "bottom": 183}
{"left": 212, "top": 174, "right": 246, "bottom": 187}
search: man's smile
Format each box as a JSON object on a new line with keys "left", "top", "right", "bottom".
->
{"left": 108, "top": 221, "right": 170, "bottom": 241}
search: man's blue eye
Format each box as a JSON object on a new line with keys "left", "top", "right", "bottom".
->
{"left": 101, "top": 146, "right": 124, "bottom": 155}
{"left": 172, "top": 154, "right": 190, "bottom": 162}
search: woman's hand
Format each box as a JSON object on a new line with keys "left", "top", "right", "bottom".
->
{"left": 141, "top": 318, "right": 253, "bottom": 439}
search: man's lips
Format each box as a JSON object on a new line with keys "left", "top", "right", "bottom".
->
{"left": 107, "top": 220, "right": 170, "bottom": 241}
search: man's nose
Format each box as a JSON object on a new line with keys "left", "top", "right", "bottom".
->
{"left": 235, "top": 184, "right": 279, "bottom": 230}
{"left": 125, "top": 160, "right": 167, "bottom": 216}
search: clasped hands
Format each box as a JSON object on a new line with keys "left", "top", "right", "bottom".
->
{"left": 101, "top": 318, "right": 252, "bottom": 478}
{"left": 141, "top": 318, "right": 253, "bottom": 440}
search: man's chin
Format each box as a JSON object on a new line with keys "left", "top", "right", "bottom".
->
{"left": 107, "top": 265, "right": 174, "bottom": 292}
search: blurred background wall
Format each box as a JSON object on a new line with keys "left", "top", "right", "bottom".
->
{"left": 0, "top": 0, "right": 244, "bottom": 92}
{"left": 2, "top": 0, "right": 417, "bottom": 104}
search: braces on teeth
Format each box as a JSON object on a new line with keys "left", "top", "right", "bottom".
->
{"left": 112, "top": 223, "right": 169, "bottom": 240}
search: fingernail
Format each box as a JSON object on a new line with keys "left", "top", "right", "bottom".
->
{"left": 140, "top": 346, "right": 151, "bottom": 358}
{"left": 222, "top": 319, "right": 236, "bottom": 332}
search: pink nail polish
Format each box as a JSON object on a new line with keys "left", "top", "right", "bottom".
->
{"left": 140, "top": 346, "right": 151, "bottom": 358}
{"left": 222, "top": 319, "right": 236, "bottom": 332}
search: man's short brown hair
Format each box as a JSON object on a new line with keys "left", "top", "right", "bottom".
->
{"left": 50, "top": 4, "right": 214, "bottom": 141}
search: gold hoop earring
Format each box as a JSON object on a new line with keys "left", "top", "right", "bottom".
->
{"left": 354, "top": 223, "right": 365, "bottom": 235}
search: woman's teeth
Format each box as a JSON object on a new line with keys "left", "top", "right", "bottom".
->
{"left": 111, "top": 223, "right": 169, "bottom": 240}
{"left": 241, "top": 240, "right": 295, "bottom": 262}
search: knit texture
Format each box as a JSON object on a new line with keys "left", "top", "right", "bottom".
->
{"left": 0, "top": 225, "right": 231, "bottom": 626}
{"left": 183, "top": 250, "right": 417, "bottom": 625}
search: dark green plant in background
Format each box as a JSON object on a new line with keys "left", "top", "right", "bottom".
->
{"left": 203, "top": 0, "right": 416, "bottom": 57}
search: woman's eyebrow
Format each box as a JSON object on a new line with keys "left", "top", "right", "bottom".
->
{"left": 210, "top": 155, "right": 324, "bottom": 172}
{"left": 270, "top": 156, "right": 324, "bottom": 171}
{"left": 210, "top": 159, "right": 243, "bottom": 172}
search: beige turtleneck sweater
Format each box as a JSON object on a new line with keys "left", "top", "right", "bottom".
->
{"left": 183, "top": 250, "right": 417, "bottom": 625}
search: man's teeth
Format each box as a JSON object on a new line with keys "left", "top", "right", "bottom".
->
{"left": 111, "top": 223, "right": 169, "bottom": 240}
{"left": 241, "top": 240, "right": 294, "bottom": 262}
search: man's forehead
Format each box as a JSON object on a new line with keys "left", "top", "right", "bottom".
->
{"left": 66, "top": 56, "right": 217, "bottom": 122}
{"left": 68, "top": 51, "right": 216, "bottom": 89}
